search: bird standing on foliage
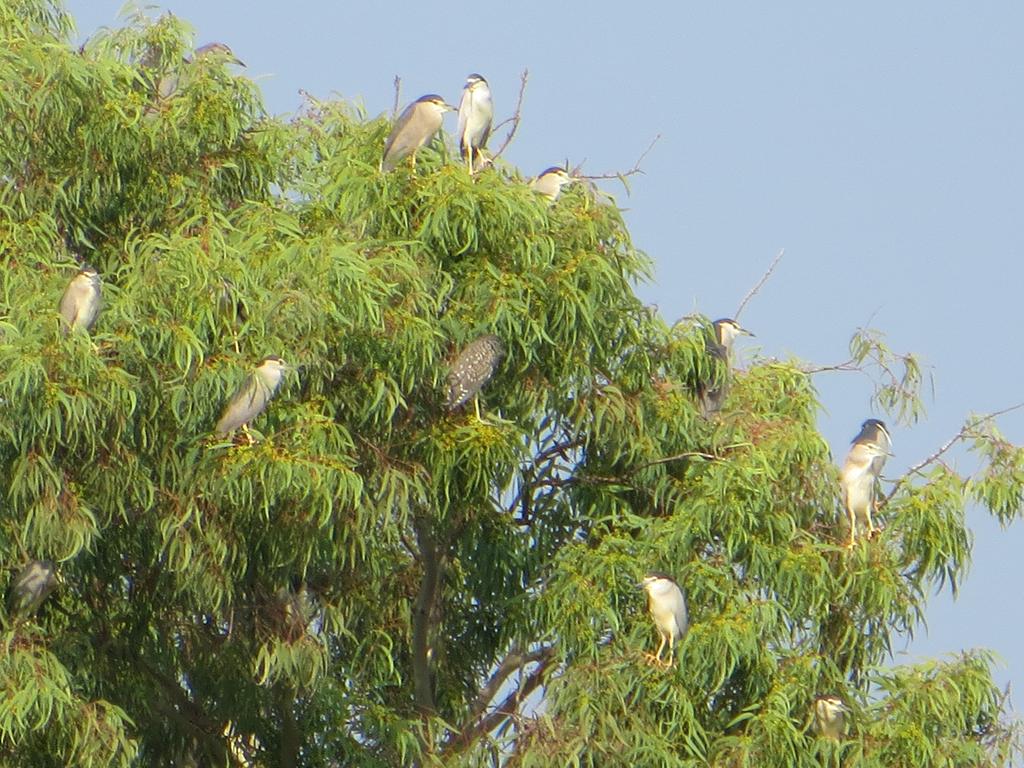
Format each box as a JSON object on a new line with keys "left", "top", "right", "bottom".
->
{"left": 381, "top": 95, "right": 454, "bottom": 172}
{"left": 840, "top": 418, "right": 892, "bottom": 546}
{"left": 530, "top": 166, "right": 574, "bottom": 202}
{"left": 814, "top": 695, "right": 849, "bottom": 740}
{"left": 7, "top": 559, "right": 58, "bottom": 619}
{"left": 215, "top": 356, "right": 289, "bottom": 439}
{"left": 58, "top": 265, "right": 102, "bottom": 334}
{"left": 641, "top": 572, "right": 688, "bottom": 667}
{"left": 697, "top": 317, "right": 753, "bottom": 416}
{"left": 446, "top": 334, "right": 505, "bottom": 418}
{"left": 151, "top": 42, "right": 245, "bottom": 105}
{"left": 457, "top": 74, "right": 493, "bottom": 174}
{"left": 193, "top": 42, "right": 245, "bottom": 65}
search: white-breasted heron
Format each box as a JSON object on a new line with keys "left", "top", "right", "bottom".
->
{"left": 641, "top": 571, "right": 688, "bottom": 666}
{"left": 381, "top": 94, "right": 454, "bottom": 172}
{"left": 840, "top": 418, "right": 892, "bottom": 546}
{"left": 457, "top": 73, "right": 493, "bottom": 174}
{"left": 215, "top": 356, "right": 289, "bottom": 439}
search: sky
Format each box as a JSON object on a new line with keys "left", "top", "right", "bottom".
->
{"left": 66, "top": 1, "right": 1024, "bottom": 712}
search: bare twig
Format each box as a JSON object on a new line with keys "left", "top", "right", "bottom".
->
{"left": 735, "top": 248, "right": 784, "bottom": 320}
{"left": 446, "top": 646, "right": 556, "bottom": 754}
{"left": 491, "top": 69, "right": 529, "bottom": 161}
{"left": 465, "top": 645, "right": 553, "bottom": 724}
{"left": 412, "top": 516, "right": 442, "bottom": 719}
{"left": 637, "top": 449, "right": 726, "bottom": 470}
{"left": 392, "top": 75, "right": 402, "bottom": 118}
{"left": 800, "top": 359, "right": 860, "bottom": 375}
{"left": 574, "top": 134, "right": 661, "bottom": 184}
{"left": 880, "top": 401, "right": 1024, "bottom": 506}
{"left": 469, "top": 655, "right": 553, "bottom": 744}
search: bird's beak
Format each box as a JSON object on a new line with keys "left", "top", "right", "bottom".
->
{"left": 741, "top": 328, "right": 755, "bottom": 337}
{"left": 445, "top": 103, "right": 458, "bottom": 111}
{"left": 231, "top": 55, "right": 246, "bottom": 67}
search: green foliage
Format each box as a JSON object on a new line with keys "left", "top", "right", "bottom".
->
{"left": 0, "top": 4, "right": 1020, "bottom": 766}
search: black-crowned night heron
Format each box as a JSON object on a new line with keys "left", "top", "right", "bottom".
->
{"left": 381, "top": 94, "right": 454, "bottom": 172}
{"left": 446, "top": 334, "right": 505, "bottom": 418}
{"left": 58, "top": 264, "right": 102, "bottom": 334}
{"left": 154, "top": 42, "right": 245, "bottom": 103}
{"left": 457, "top": 74, "right": 493, "bottom": 174}
{"left": 840, "top": 418, "right": 892, "bottom": 547}
{"left": 215, "top": 356, "right": 289, "bottom": 439}
{"left": 7, "top": 559, "right": 57, "bottom": 618}
{"left": 698, "top": 318, "right": 753, "bottom": 417}
{"left": 530, "top": 166, "right": 574, "bottom": 202}
{"left": 215, "top": 278, "right": 248, "bottom": 325}
{"left": 641, "top": 572, "right": 688, "bottom": 667}
{"left": 193, "top": 42, "right": 245, "bottom": 66}
{"left": 813, "top": 695, "right": 849, "bottom": 740}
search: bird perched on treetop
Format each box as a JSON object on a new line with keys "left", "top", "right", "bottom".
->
{"left": 457, "top": 73, "right": 493, "bottom": 174}
{"left": 840, "top": 418, "right": 892, "bottom": 546}
{"left": 58, "top": 264, "right": 102, "bottom": 335}
{"left": 530, "top": 166, "right": 575, "bottom": 202}
{"left": 193, "top": 42, "right": 245, "bottom": 65}
{"left": 151, "top": 42, "right": 245, "bottom": 104}
{"left": 381, "top": 94, "right": 454, "bottom": 172}
{"left": 7, "top": 559, "right": 58, "bottom": 619}
{"left": 640, "top": 572, "right": 688, "bottom": 667}
{"left": 814, "top": 695, "right": 850, "bottom": 740}
{"left": 697, "top": 318, "right": 753, "bottom": 417}
{"left": 215, "top": 356, "right": 289, "bottom": 439}
{"left": 446, "top": 334, "right": 505, "bottom": 417}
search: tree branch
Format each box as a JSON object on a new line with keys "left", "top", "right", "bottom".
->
{"left": 467, "top": 655, "right": 554, "bottom": 745}
{"left": 490, "top": 69, "right": 529, "bottom": 161}
{"left": 880, "top": 401, "right": 1024, "bottom": 507}
{"left": 466, "top": 645, "right": 553, "bottom": 724}
{"left": 445, "top": 646, "right": 556, "bottom": 754}
{"left": 412, "top": 516, "right": 442, "bottom": 718}
{"left": 278, "top": 684, "right": 300, "bottom": 768}
{"left": 800, "top": 358, "right": 860, "bottom": 375}
{"left": 138, "top": 657, "right": 226, "bottom": 761}
{"left": 574, "top": 133, "right": 661, "bottom": 185}
{"left": 734, "top": 248, "right": 784, "bottom": 320}
{"left": 392, "top": 75, "right": 402, "bottom": 118}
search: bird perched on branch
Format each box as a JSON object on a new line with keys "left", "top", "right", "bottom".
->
{"left": 381, "top": 94, "right": 454, "bottom": 172}
{"left": 150, "top": 42, "right": 245, "bottom": 106}
{"left": 215, "top": 356, "right": 289, "bottom": 440}
{"left": 640, "top": 572, "right": 688, "bottom": 667}
{"left": 813, "top": 695, "right": 850, "bottom": 740}
{"left": 457, "top": 74, "right": 493, "bottom": 174}
{"left": 7, "top": 559, "right": 58, "bottom": 619}
{"left": 58, "top": 265, "right": 102, "bottom": 334}
{"left": 446, "top": 334, "right": 505, "bottom": 418}
{"left": 530, "top": 166, "right": 575, "bottom": 202}
{"left": 840, "top": 418, "right": 892, "bottom": 546}
{"left": 697, "top": 318, "right": 753, "bottom": 417}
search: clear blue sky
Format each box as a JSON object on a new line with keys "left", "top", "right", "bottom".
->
{"left": 67, "top": 1, "right": 1024, "bottom": 710}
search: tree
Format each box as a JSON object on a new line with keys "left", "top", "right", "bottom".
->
{"left": 0, "top": 3, "right": 1020, "bottom": 766}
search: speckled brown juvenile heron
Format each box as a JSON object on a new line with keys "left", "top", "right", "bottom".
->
{"left": 381, "top": 94, "right": 454, "bottom": 172}
{"left": 7, "top": 559, "right": 57, "bottom": 619}
{"left": 840, "top": 418, "right": 892, "bottom": 546}
{"left": 641, "top": 571, "right": 689, "bottom": 667}
{"left": 446, "top": 334, "right": 505, "bottom": 417}
{"left": 58, "top": 265, "right": 102, "bottom": 334}
{"left": 215, "top": 356, "right": 289, "bottom": 439}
